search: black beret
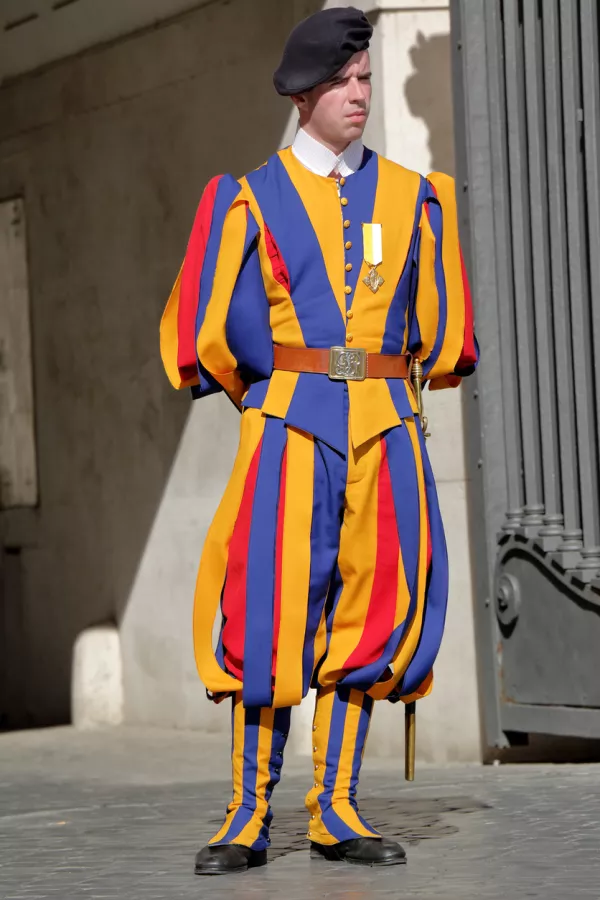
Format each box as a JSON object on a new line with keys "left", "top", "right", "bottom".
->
{"left": 273, "top": 7, "right": 373, "bottom": 97}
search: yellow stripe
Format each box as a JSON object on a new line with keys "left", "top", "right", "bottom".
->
{"left": 426, "top": 172, "right": 466, "bottom": 380}
{"left": 347, "top": 378, "right": 402, "bottom": 449}
{"left": 414, "top": 208, "right": 439, "bottom": 362}
{"left": 349, "top": 157, "right": 421, "bottom": 354}
{"left": 273, "top": 426, "right": 315, "bottom": 707}
{"left": 240, "top": 176, "right": 306, "bottom": 349}
{"left": 346, "top": 158, "right": 421, "bottom": 448}
{"left": 278, "top": 147, "right": 346, "bottom": 323}
{"left": 235, "top": 706, "right": 276, "bottom": 847}
{"left": 330, "top": 689, "right": 378, "bottom": 838}
{"left": 261, "top": 370, "right": 299, "bottom": 420}
{"left": 312, "top": 604, "right": 329, "bottom": 678}
{"left": 209, "top": 693, "right": 245, "bottom": 844}
{"left": 196, "top": 197, "right": 248, "bottom": 407}
{"left": 363, "top": 224, "right": 374, "bottom": 266}
{"left": 368, "top": 418, "right": 428, "bottom": 699}
{"left": 305, "top": 686, "right": 335, "bottom": 843}
{"left": 318, "top": 436, "right": 381, "bottom": 687}
{"left": 193, "top": 408, "right": 266, "bottom": 693}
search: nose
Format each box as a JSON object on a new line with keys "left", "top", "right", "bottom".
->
{"left": 348, "top": 76, "right": 366, "bottom": 104}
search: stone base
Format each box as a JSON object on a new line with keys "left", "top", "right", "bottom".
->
{"left": 71, "top": 624, "right": 124, "bottom": 729}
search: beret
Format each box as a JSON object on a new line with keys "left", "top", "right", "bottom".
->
{"left": 273, "top": 7, "right": 373, "bottom": 97}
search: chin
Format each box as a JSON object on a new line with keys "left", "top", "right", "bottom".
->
{"left": 346, "top": 123, "right": 367, "bottom": 140}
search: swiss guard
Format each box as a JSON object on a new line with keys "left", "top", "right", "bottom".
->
{"left": 160, "top": 6, "right": 478, "bottom": 876}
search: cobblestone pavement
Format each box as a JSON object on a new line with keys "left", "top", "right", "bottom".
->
{"left": 1, "top": 726, "right": 599, "bottom": 899}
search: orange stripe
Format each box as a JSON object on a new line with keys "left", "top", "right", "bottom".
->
{"left": 368, "top": 418, "right": 428, "bottom": 699}
{"left": 273, "top": 426, "right": 315, "bottom": 707}
{"left": 278, "top": 147, "right": 346, "bottom": 323}
{"left": 193, "top": 408, "right": 266, "bottom": 694}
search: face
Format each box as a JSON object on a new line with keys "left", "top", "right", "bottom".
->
{"left": 292, "top": 50, "right": 372, "bottom": 153}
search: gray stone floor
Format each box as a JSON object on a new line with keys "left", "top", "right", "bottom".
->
{"left": 1, "top": 726, "right": 599, "bottom": 898}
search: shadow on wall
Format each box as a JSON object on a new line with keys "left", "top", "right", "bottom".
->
{"left": 0, "top": 0, "right": 322, "bottom": 729}
{"left": 404, "top": 30, "right": 455, "bottom": 176}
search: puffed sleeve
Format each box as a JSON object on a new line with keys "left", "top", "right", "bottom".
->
{"left": 408, "top": 172, "right": 479, "bottom": 391}
{"left": 160, "top": 174, "right": 272, "bottom": 408}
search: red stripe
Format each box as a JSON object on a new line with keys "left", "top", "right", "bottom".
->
{"left": 456, "top": 246, "right": 478, "bottom": 368}
{"left": 272, "top": 447, "right": 288, "bottom": 676}
{"left": 343, "top": 440, "right": 399, "bottom": 669}
{"left": 177, "top": 175, "right": 223, "bottom": 382}
{"left": 264, "top": 223, "right": 291, "bottom": 293}
{"left": 221, "top": 439, "right": 262, "bottom": 679}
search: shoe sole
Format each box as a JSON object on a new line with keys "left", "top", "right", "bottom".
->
{"left": 195, "top": 848, "right": 268, "bottom": 876}
{"left": 310, "top": 848, "right": 407, "bottom": 867}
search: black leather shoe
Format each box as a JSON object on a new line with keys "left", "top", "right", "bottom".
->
{"left": 194, "top": 843, "right": 267, "bottom": 875}
{"left": 310, "top": 837, "right": 407, "bottom": 867}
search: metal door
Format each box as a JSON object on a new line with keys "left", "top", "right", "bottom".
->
{"left": 451, "top": 0, "right": 600, "bottom": 747}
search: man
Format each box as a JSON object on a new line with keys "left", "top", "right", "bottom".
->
{"left": 160, "top": 6, "right": 478, "bottom": 876}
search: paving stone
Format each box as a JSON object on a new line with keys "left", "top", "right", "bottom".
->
{"left": 0, "top": 727, "right": 599, "bottom": 898}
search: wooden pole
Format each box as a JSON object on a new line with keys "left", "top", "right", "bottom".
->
{"left": 405, "top": 702, "right": 416, "bottom": 781}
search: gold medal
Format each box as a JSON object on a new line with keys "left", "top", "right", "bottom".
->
{"left": 362, "top": 224, "right": 384, "bottom": 293}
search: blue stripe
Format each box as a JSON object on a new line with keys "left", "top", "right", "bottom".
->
{"left": 382, "top": 175, "right": 427, "bottom": 354}
{"left": 407, "top": 230, "right": 423, "bottom": 356}
{"left": 246, "top": 155, "right": 345, "bottom": 345}
{"left": 243, "top": 417, "right": 287, "bottom": 707}
{"left": 400, "top": 426, "right": 449, "bottom": 695}
{"left": 387, "top": 378, "right": 416, "bottom": 421}
{"left": 422, "top": 197, "right": 448, "bottom": 377}
{"left": 303, "top": 441, "right": 346, "bottom": 695}
{"left": 340, "top": 423, "right": 423, "bottom": 691}
{"left": 226, "top": 210, "right": 273, "bottom": 382}
{"left": 349, "top": 692, "right": 373, "bottom": 804}
{"left": 341, "top": 150, "right": 378, "bottom": 308}
{"left": 385, "top": 423, "right": 421, "bottom": 599}
{"left": 284, "top": 373, "right": 347, "bottom": 454}
{"left": 317, "top": 688, "right": 352, "bottom": 842}
{"left": 214, "top": 703, "right": 260, "bottom": 846}
{"left": 193, "top": 175, "right": 242, "bottom": 397}
{"left": 258, "top": 707, "right": 292, "bottom": 846}
{"left": 318, "top": 688, "right": 379, "bottom": 841}
{"left": 242, "top": 378, "right": 270, "bottom": 410}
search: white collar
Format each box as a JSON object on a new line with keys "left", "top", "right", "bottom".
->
{"left": 291, "top": 127, "right": 364, "bottom": 178}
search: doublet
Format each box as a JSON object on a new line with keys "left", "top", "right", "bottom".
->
{"left": 161, "top": 144, "right": 477, "bottom": 710}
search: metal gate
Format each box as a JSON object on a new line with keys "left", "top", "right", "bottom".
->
{"left": 451, "top": 0, "right": 600, "bottom": 748}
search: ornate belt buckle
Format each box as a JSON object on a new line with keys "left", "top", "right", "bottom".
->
{"left": 328, "top": 346, "right": 367, "bottom": 381}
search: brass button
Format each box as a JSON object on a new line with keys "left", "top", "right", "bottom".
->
{"left": 345, "top": 263, "right": 353, "bottom": 272}
{"left": 308, "top": 831, "right": 312, "bottom": 836}
{"left": 313, "top": 746, "right": 318, "bottom": 752}
{"left": 341, "top": 197, "right": 349, "bottom": 207}
{"left": 345, "top": 241, "right": 352, "bottom": 250}
{"left": 347, "top": 333, "right": 354, "bottom": 343}
{"left": 314, "top": 781, "right": 319, "bottom": 788}
{"left": 314, "top": 764, "right": 319, "bottom": 770}
{"left": 313, "top": 725, "right": 317, "bottom": 731}
{"left": 311, "top": 815, "right": 316, "bottom": 820}
{"left": 346, "top": 309, "right": 354, "bottom": 319}
{"left": 344, "top": 219, "right": 351, "bottom": 229}
{"left": 344, "top": 285, "right": 352, "bottom": 295}
{"left": 340, "top": 177, "right": 346, "bottom": 186}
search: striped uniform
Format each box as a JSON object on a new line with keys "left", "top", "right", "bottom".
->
{"left": 160, "top": 146, "right": 478, "bottom": 847}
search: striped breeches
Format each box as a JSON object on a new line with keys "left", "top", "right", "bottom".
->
{"left": 209, "top": 687, "right": 378, "bottom": 851}
{"left": 194, "top": 406, "right": 448, "bottom": 708}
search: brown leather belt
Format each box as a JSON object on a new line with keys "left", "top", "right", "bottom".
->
{"left": 273, "top": 345, "right": 410, "bottom": 382}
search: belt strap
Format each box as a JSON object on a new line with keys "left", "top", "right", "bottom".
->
{"left": 273, "top": 345, "right": 410, "bottom": 380}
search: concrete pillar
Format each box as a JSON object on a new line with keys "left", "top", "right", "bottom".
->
{"left": 364, "top": 0, "right": 482, "bottom": 764}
